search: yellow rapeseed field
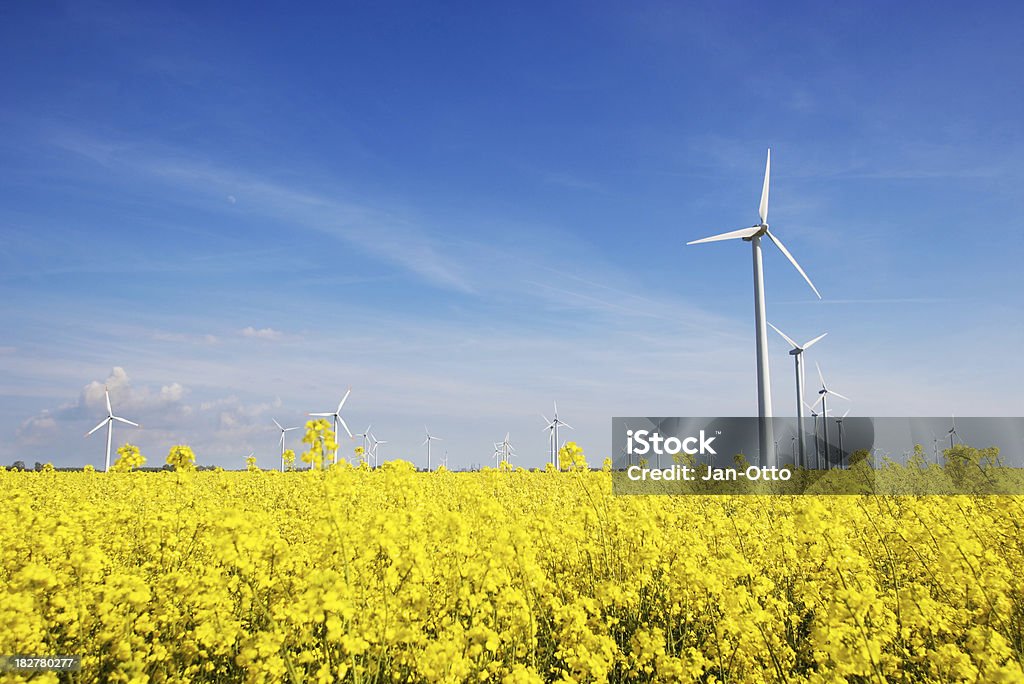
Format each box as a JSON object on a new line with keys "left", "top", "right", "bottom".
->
{"left": 1, "top": 463, "right": 1023, "bottom": 683}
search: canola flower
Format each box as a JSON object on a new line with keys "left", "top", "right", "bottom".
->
{"left": 165, "top": 445, "right": 196, "bottom": 472}
{"left": 282, "top": 449, "right": 296, "bottom": 471}
{"left": 0, "top": 463, "right": 1022, "bottom": 683}
{"left": 112, "top": 444, "right": 146, "bottom": 473}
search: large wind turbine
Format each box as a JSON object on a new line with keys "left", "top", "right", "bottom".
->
{"left": 85, "top": 387, "right": 140, "bottom": 472}
{"left": 688, "top": 149, "right": 821, "bottom": 467}
{"left": 768, "top": 323, "right": 827, "bottom": 468}
{"left": 309, "top": 387, "right": 353, "bottom": 465}
{"left": 422, "top": 427, "right": 442, "bottom": 471}
{"left": 812, "top": 363, "right": 849, "bottom": 469}
{"left": 541, "top": 402, "right": 573, "bottom": 469}
{"left": 273, "top": 418, "right": 298, "bottom": 471}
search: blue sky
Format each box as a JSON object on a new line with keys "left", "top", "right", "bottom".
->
{"left": 2, "top": 1, "right": 1022, "bottom": 468}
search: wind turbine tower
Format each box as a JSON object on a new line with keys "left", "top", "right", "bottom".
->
{"left": 496, "top": 432, "right": 514, "bottom": 467}
{"left": 85, "top": 387, "right": 140, "bottom": 472}
{"left": 541, "top": 402, "right": 573, "bottom": 469}
{"left": 422, "top": 427, "right": 442, "bottom": 471}
{"left": 688, "top": 150, "right": 822, "bottom": 467}
{"left": 309, "top": 387, "right": 354, "bottom": 465}
{"left": 368, "top": 431, "right": 387, "bottom": 467}
{"left": 806, "top": 402, "right": 820, "bottom": 469}
{"left": 354, "top": 425, "right": 372, "bottom": 457}
{"left": 813, "top": 363, "right": 849, "bottom": 469}
{"left": 835, "top": 409, "right": 850, "bottom": 468}
{"left": 273, "top": 418, "right": 298, "bottom": 472}
{"left": 768, "top": 323, "right": 826, "bottom": 468}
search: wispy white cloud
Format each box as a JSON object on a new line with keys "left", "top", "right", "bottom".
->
{"left": 150, "top": 331, "right": 220, "bottom": 344}
{"left": 240, "top": 326, "right": 284, "bottom": 341}
{"left": 52, "top": 134, "right": 476, "bottom": 293}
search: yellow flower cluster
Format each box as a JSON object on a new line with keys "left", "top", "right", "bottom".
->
{"left": 0, "top": 467, "right": 1022, "bottom": 683}
{"left": 165, "top": 445, "right": 196, "bottom": 472}
{"left": 112, "top": 444, "right": 146, "bottom": 473}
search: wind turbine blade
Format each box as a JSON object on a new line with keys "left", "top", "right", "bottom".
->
{"left": 309, "top": 412, "right": 333, "bottom": 417}
{"left": 812, "top": 394, "right": 824, "bottom": 409}
{"left": 816, "top": 361, "right": 826, "bottom": 389}
{"left": 828, "top": 390, "right": 851, "bottom": 402}
{"left": 337, "top": 417, "right": 353, "bottom": 438}
{"left": 284, "top": 427, "right": 298, "bottom": 432}
{"left": 842, "top": 409, "right": 850, "bottom": 418}
{"left": 86, "top": 418, "right": 109, "bottom": 436}
{"left": 273, "top": 418, "right": 283, "bottom": 431}
{"left": 560, "top": 422, "right": 575, "bottom": 430}
{"left": 767, "top": 322, "right": 799, "bottom": 349}
{"left": 687, "top": 226, "right": 761, "bottom": 245}
{"left": 105, "top": 389, "right": 112, "bottom": 416}
{"left": 337, "top": 388, "right": 352, "bottom": 412}
{"left": 421, "top": 437, "right": 429, "bottom": 446}
{"left": 765, "top": 230, "right": 821, "bottom": 299}
{"left": 113, "top": 416, "right": 139, "bottom": 427}
{"left": 553, "top": 400, "right": 558, "bottom": 416}
{"left": 759, "top": 148, "right": 770, "bottom": 224}
{"left": 802, "top": 332, "right": 828, "bottom": 350}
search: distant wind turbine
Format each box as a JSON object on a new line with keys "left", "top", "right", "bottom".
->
{"left": 273, "top": 418, "right": 298, "bottom": 472}
{"left": 688, "top": 149, "right": 821, "bottom": 467}
{"left": 812, "top": 363, "right": 849, "bottom": 469}
{"left": 948, "top": 415, "right": 960, "bottom": 449}
{"left": 806, "top": 401, "right": 821, "bottom": 469}
{"left": 354, "top": 424, "right": 372, "bottom": 456}
{"left": 541, "top": 402, "right": 573, "bottom": 469}
{"left": 768, "top": 323, "right": 827, "bottom": 469}
{"left": 835, "top": 409, "right": 850, "bottom": 468}
{"left": 495, "top": 432, "right": 515, "bottom": 467}
{"left": 422, "top": 427, "right": 442, "bottom": 471}
{"left": 309, "top": 387, "right": 353, "bottom": 465}
{"left": 85, "top": 387, "right": 140, "bottom": 472}
{"left": 368, "top": 431, "right": 387, "bottom": 467}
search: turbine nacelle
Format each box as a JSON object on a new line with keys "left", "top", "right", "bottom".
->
{"left": 740, "top": 224, "right": 769, "bottom": 241}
